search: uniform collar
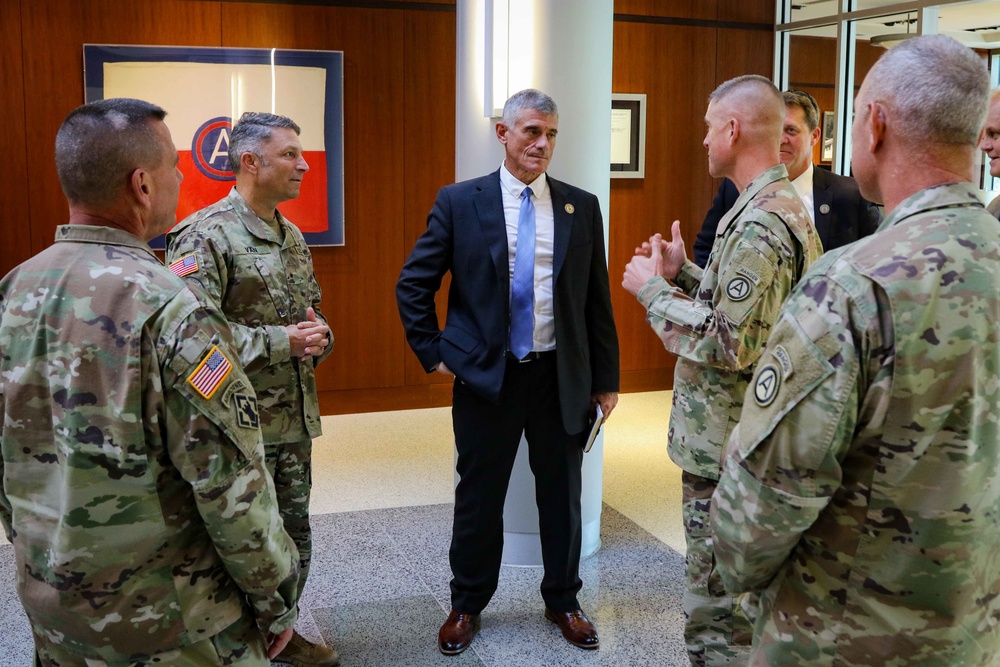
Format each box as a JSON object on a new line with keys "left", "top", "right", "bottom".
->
{"left": 54, "top": 224, "right": 155, "bottom": 256}
{"left": 881, "top": 183, "right": 987, "bottom": 231}
{"left": 226, "top": 187, "right": 286, "bottom": 244}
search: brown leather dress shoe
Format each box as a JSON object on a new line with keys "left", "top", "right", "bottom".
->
{"left": 544, "top": 607, "right": 600, "bottom": 649}
{"left": 438, "top": 610, "right": 481, "bottom": 655}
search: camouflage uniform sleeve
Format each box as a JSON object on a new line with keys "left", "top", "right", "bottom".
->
{"left": 636, "top": 214, "right": 799, "bottom": 371}
{"left": 157, "top": 294, "right": 300, "bottom": 633}
{"left": 710, "top": 269, "right": 890, "bottom": 593}
{"left": 166, "top": 230, "right": 292, "bottom": 373}
{"left": 0, "top": 375, "right": 9, "bottom": 542}
{"left": 674, "top": 259, "right": 705, "bottom": 294}
{"left": 300, "top": 240, "right": 333, "bottom": 367}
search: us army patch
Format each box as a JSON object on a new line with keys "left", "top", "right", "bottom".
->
{"left": 220, "top": 378, "right": 250, "bottom": 407}
{"left": 771, "top": 344, "right": 794, "bottom": 379}
{"left": 736, "top": 265, "right": 762, "bottom": 286}
{"left": 726, "top": 276, "right": 753, "bottom": 302}
{"left": 234, "top": 394, "right": 259, "bottom": 429}
{"left": 753, "top": 364, "right": 781, "bottom": 407}
{"left": 187, "top": 345, "right": 232, "bottom": 399}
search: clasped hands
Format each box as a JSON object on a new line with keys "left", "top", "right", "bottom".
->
{"left": 285, "top": 306, "right": 331, "bottom": 360}
{"left": 622, "top": 220, "right": 687, "bottom": 297}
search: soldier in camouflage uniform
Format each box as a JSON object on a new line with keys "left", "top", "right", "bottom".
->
{"left": 623, "top": 75, "right": 822, "bottom": 666}
{"left": 978, "top": 89, "right": 1000, "bottom": 219}
{"left": 711, "top": 36, "right": 1000, "bottom": 666}
{"left": 0, "top": 98, "right": 300, "bottom": 665}
{"left": 166, "top": 112, "right": 337, "bottom": 667}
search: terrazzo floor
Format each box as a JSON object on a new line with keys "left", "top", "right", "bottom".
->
{"left": 0, "top": 391, "right": 691, "bottom": 666}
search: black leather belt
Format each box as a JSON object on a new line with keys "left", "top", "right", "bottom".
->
{"left": 506, "top": 350, "right": 555, "bottom": 363}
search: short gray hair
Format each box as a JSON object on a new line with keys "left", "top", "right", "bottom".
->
{"left": 862, "top": 34, "right": 988, "bottom": 146}
{"left": 501, "top": 89, "right": 558, "bottom": 127}
{"left": 54, "top": 98, "right": 167, "bottom": 207}
{"left": 228, "top": 112, "right": 301, "bottom": 174}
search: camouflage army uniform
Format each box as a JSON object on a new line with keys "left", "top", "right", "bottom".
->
{"left": 712, "top": 183, "right": 1000, "bottom": 666}
{"left": 635, "top": 165, "right": 822, "bottom": 665}
{"left": 167, "top": 187, "right": 332, "bottom": 599}
{"left": 0, "top": 225, "right": 299, "bottom": 665}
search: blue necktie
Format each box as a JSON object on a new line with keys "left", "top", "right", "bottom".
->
{"left": 510, "top": 186, "right": 535, "bottom": 360}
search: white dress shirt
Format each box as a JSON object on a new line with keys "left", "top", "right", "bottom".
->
{"left": 500, "top": 161, "right": 555, "bottom": 351}
{"left": 791, "top": 163, "right": 816, "bottom": 224}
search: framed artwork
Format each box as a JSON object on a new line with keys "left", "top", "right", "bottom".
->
{"left": 821, "top": 111, "right": 835, "bottom": 163}
{"left": 83, "top": 45, "right": 345, "bottom": 247}
{"left": 610, "top": 93, "right": 646, "bottom": 178}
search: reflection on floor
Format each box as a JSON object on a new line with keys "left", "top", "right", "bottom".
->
{"left": 0, "top": 391, "right": 690, "bottom": 666}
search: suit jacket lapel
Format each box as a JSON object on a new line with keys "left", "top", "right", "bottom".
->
{"left": 474, "top": 171, "right": 510, "bottom": 296}
{"left": 549, "top": 177, "right": 573, "bottom": 283}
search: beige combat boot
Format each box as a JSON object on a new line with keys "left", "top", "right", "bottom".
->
{"left": 273, "top": 630, "right": 340, "bottom": 667}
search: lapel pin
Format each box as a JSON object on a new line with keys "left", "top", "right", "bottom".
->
{"left": 819, "top": 204, "right": 831, "bottom": 215}
{"left": 564, "top": 203, "right": 575, "bottom": 214}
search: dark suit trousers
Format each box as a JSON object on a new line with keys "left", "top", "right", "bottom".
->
{"left": 449, "top": 353, "right": 585, "bottom": 614}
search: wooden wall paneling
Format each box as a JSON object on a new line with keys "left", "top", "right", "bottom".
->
{"left": 715, "top": 27, "right": 774, "bottom": 85}
{"left": 400, "top": 9, "right": 457, "bottom": 393}
{"left": 854, "top": 40, "right": 885, "bottom": 89}
{"left": 609, "top": 20, "right": 718, "bottom": 388}
{"left": 614, "top": 0, "right": 718, "bottom": 21}
{"left": 19, "top": 0, "right": 222, "bottom": 262}
{"left": 788, "top": 35, "right": 836, "bottom": 86}
{"left": 0, "top": 1, "right": 31, "bottom": 277}
{"left": 222, "top": 4, "right": 408, "bottom": 396}
{"left": 717, "top": 2, "right": 774, "bottom": 25}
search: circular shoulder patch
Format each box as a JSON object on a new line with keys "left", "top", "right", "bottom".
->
{"left": 726, "top": 276, "right": 752, "bottom": 302}
{"left": 753, "top": 365, "right": 781, "bottom": 407}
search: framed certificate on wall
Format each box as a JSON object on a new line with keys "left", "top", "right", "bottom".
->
{"left": 611, "top": 93, "right": 646, "bottom": 179}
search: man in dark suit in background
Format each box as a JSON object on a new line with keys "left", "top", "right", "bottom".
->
{"left": 693, "top": 90, "right": 881, "bottom": 267}
{"left": 396, "top": 88, "right": 620, "bottom": 656}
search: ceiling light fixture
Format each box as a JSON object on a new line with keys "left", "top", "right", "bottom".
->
{"left": 870, "top": 13, "right": 917, "bottom": 48}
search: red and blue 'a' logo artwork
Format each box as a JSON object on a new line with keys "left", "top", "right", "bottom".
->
{"left": 175, "top": 115, "right": 328, "bottom": 232}
{"left": 192, "top": 117, "right": 235, "bottom": 180}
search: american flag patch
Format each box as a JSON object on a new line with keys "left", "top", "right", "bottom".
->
{"left": 187, "top": 346, "right": 232, "bottom": 399}
{"left": 169, "top": 254, "right": 198, "bottom": 277}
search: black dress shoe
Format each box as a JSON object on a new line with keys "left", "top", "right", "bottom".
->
{"left": 544, "top": 607, "right": 600, "bottom": 649}
{"left": 438, "top": 610, "right": 481, "bottom": 655}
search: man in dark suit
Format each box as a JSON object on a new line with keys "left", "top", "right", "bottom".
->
{"left": 693, "top": 90, "right": 881, "bottom": 267}
{"left": 396, "top": 89, "right": 620, "bottom": 656}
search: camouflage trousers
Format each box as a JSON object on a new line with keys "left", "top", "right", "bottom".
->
{"left": 265, "top": 438, "right": 314, "bottom": 602}
{"left": 33, "top": 610, "right": 268, "bottom": 666}
{"left": 682, "top": 471, "right": 755, "bottom": 666}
